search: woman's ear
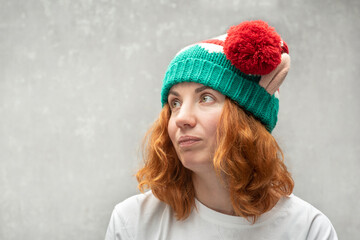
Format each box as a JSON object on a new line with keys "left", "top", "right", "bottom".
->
{"left": 259, "top": 53, "right": 290, "bottom": 95}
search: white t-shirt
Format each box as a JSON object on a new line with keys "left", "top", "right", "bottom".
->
{"left": 105, "top": 191, "right": 337, "bottom": 240}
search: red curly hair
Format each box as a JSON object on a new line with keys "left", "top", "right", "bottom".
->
{"left": 136, "top": 98, "right": 294, "bottom": 222}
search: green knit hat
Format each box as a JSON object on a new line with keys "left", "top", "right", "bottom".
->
{"left": 161, "top": 20, "right": 290, "bottom": 132}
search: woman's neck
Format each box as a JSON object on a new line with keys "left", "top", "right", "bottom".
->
{"left": 192, "top": 169, "right": 235, "bottom": 215}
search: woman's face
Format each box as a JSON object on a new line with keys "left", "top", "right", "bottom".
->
{"left": 167, "top": 82, "right": 225, "bottom": 173}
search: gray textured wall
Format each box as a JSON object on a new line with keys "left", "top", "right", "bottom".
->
{"left": 1, "top": 0, "right": 359, "bottom": 239}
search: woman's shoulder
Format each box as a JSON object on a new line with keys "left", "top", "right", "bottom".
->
{"left": 115, "top": 191, "right": 161, "bottom": 209}
{"left": 105, "top": 191, "right": 170, "bottom": 240}
{"left": 113, "top": 190, "right": 167, "bottom": 220}
{"left": 277, "top": 194, "right": 338, "bottom": 239}
{"left": 283, "top": 194, "right": 330, "bottom": 219}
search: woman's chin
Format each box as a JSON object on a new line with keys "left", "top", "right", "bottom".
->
{"left": 179, "top": 156, "right": 213, "bottom": 172}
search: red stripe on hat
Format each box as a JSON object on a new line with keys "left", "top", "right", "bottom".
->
{"left": 200, "top": 39, "right": 225, "bottom": 46}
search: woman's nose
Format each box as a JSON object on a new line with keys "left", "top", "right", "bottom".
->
{"left": 175, "top": 103, "right": 196, "bottom": 129}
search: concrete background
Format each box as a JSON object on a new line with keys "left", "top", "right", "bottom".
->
{"left": 0, "top": 0, "right": 359, "bottom": 239}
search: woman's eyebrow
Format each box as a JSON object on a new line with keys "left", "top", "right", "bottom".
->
{"left": 195, "top": 86, "right": 212, "bottom": 93}
{"left": 168, "top": 86, "right": 212, "bottom": 97}
{"left": 168, "top": 90, "right": 179, "bottom": 97}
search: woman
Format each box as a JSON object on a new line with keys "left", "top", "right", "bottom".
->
{"left": 105, "top": 20, "right": 338, "bottom": 240}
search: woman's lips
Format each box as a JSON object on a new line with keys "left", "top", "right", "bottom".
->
{"left": 178, "top": 135, "right": 201, "bottom": 147}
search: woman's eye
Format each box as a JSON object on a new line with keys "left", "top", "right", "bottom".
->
{"left": 201, "top": 95, "right": 214, "bottom": 103}
{"left": 170, "top": 99, "right": 181, "bottom": 108}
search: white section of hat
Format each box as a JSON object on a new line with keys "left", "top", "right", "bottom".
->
{"left": 213, "top": 34, "right": 227, "bottom": 41}
{"left": 198, "top": 43, "right": 224, "bottom": 53}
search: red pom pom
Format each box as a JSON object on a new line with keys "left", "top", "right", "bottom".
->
{"left": 282, "top": 40, "right": 289, "bottom": 54}
{"left": 224, "top": 20, "right": 283, "bottom": 75}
